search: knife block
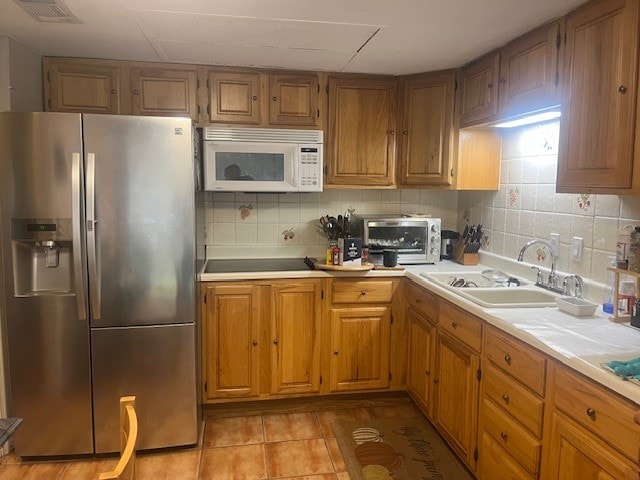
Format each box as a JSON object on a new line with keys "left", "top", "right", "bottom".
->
{"left": 453, "top": 240, "right": 478, "bottom": 265}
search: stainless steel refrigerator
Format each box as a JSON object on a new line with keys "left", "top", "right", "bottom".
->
{"left": 0, "top": 112, "right": 198, "bottom": 456}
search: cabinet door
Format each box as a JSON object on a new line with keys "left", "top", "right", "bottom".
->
{"left": 435, "top": 331, "right": 481, "bottom": 470}
{"left": 129, "top": 67, "right": 198, "bottom": 121}
{"left": 406, "top": 308, "right": 437, "bottom": 418}
{"left": 327, "top": 76, "right": 397, "bottom": 187}
{"left": 399, "top": 71, "right": 456, "bottom": 186}
{"left": 329, "top": 306, "right": 391, "bottom": 392}
{"left": 45, "top": 60, "right": 121, "bottom": 114}
{"left": 271, "top": 281, "right": 322, "bottom": 395}
{"left": 544, "top": 411, "right": 638, "bottom": 480}
{"left": 202, "top": 284, "right": 261, "bottom": 400}
{"left": 208, "top": 71, "right": 261, "bottom": 124}
{"left": 557, "top": 0, "right": 639, "bottom": 192}
{"left": 460, "top": 52, "right": 500, "bottom": 127}
{"left": 498, "top": 21, "right": 562, "bottom": 117}
{"left": 269, "top": 73, "right": 319, "bottom": 126}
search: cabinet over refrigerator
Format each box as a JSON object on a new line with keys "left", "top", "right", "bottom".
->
{"left": 0, "top": 112, "right": 198, "bottom": 456}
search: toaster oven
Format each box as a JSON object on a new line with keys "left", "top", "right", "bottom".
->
{"left": 350, "top": 215, "right": 441, "bottom": 264}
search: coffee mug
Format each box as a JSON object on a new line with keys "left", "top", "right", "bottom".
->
{"left": 383, "top": 249, "right": 398, "bottom": 267}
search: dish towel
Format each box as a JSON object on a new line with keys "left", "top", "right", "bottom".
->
{"left": 605, "top": 357, "right": 640, "bottom": 380}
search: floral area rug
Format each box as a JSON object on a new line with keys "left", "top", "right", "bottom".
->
{"left": 332, "top": 417, "right": 474, "bottom": 480}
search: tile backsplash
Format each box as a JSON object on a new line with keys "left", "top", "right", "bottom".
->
{"left": 197, "top": 189, "right": 459, "bottom": 259}
{"left": 458, "top": 121, "right": 640, "bottom": 284}
{"left": 197, "top": 120, "right": 640, "bottom": 284}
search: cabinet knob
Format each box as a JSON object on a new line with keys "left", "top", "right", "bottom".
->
{"left": 361, "top": 290, "right": 367, "bottom": 296}
{"left": 272, "top": 96, "right": 277, "bottom": 101}
{"left": 252, "top": 95, "right": 257, "bottom": 100}
{"left": 425, "top": 370, "right": 431, "bottom": 375}
{"left": 619, "top": 85, "right": 628, "bottom": 94}
{"left": 487, "top": 83, "right": 494, "bottom": 89}
{"left": 273, "top": 339, "right": 279, "bottom": 345}
{"left": 252, "top": 340, "right": 258, "bottom": 346}
{"left": 502, "top": 393, "right": 510, "bottom": 404}
{"left": 111, "top": 89, "right": 117, "bottom": 94}
{"left": 504, "top": 353, "right": 512, "bottom": 365}
{"left": 133, "top": 89, "right": 139, "bottom": 95}
{"left": 500, "top": 432, "right": 508, "bottom": 441}
{"left": 403, "top": 130, "right": 408, "bottom": 135}
{"left": 586, "top": 407, "right": 596, "bottom": 420}
{"left": 415, "top": 299, "right": 421, "bottom": 304}
{"left": 434, "top": 379, "right": 439, "bottom": 384}
{"left": 500, "top": 78, "right": 506, "bottom": 84}
{"left": 387, "top": 130, "right": 395, "bottom": 135}
{"left": 333, "top": 350, "right": 339, "bottom": 355}
{"left": 451, "top": 321, "right": 458, "bottom": 329}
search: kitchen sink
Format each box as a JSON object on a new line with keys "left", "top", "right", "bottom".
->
{"left": 420, "top": 270, "right": 559, "bottom": 307}
{"left": 453, "top": 287, "right": 559, "bottom": 308}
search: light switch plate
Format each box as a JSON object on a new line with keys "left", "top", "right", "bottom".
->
{"left": 571, "top": 236, "right": 583, "bottom": 262}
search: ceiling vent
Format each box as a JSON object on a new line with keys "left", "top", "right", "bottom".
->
{"left": 13, "top": 0, "right": 81, "bottom": 23}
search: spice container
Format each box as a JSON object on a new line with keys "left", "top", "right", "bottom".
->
{"left": 618, "top": 280, "right": 636, "bottom": 315}
{"left": 629, "top": 227, "right": 640, "bottom": 272}
{"left": 616, "top": 224, "right": 635, "bottom": 269}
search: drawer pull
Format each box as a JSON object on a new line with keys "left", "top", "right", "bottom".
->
{"left": 434, "top": 379, "right": 439, "bottom": 384}
{"left": 273, "top": 339, "right": 279, "bottom": 345}
{"left": 500, "top": 432, "right": 508, "bottom": 441}
{"left": 586, "top": 408, "right": 596, "bottom": 420}
{"left": 334, "top": 350, "right": 339, "bottom": 355}
{"left": 502, "top": 393, "right": 510, "bottom": 404}
{"left": 451, "top": 321, "right": 458, "bottom": 329}
{"left": 425, "top": 370, "right": 431, "bottom": 375}
{"left": 504, "top": 353, "right": 512, "bottom": 365}
{"left": 361, "top": 290, "right": 367, "bottom": 296}
{"left": 252, "top": 340, "right": 258, "bottom": 346}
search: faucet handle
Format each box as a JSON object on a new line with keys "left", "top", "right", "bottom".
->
{"left": 530, "top": 266, "right": 544, "bottom": 284}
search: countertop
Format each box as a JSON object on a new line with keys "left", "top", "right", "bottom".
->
{"left": 198, "top": 255, "right": 640, "bottom": 406}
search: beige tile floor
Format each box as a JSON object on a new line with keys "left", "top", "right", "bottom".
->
{"left": 0, "top": 400, "right": 423, "bottom": 480}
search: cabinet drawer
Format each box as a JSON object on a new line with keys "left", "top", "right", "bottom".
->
{"left": 554, "top": 365, "right": 640, "bottom": 462}
{"left": 331, "top": 280, "right": 395, "bottom": 304}
{"left": 483, "top": 363, "right": 544, "bottom": 438}
{"left": 407, "top": 283, "right": 437, "bottom": 322}
{"left": 439, "top": 301, "right": 482, "bottom": 352}
{"left": 484, "top": 327, "right": 546, "bottom": 396}
{"left": 482, "top": 398, "right": 542, "bottom": 477}
{"left": 479, "top": 431, "right": 535, "bottom": 480}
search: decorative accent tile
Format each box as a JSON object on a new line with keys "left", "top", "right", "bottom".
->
{"left": 577, "top": 194, "right": 592, "bottom": 211}
{"left": 462, "top": 208, "right": 471, "bottom": 223}
{"left": 281, "top": 226, "right": 296, "bottom": 242}
{"left": 508, "top": 187, "right": 519, "bottom": 207}
{"left": 238, "top": 204, "right": 254, "bottom": 221}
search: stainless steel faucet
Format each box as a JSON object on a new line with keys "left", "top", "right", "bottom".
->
{"left": 562, "top": 274, "right": 584, "bottom": 298}
{"left": 517, "top": 239, "right": 564, "bottom": 294}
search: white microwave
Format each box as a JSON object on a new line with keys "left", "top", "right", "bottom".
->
{"left": 203, "top": 127, "right": 323, "bottom": 192}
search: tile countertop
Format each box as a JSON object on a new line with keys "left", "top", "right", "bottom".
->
{"left": 198, "top": 254, "right": 640, "bottom": 406}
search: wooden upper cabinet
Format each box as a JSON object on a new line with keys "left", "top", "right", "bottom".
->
{"left": 498, "top": 20, "right": 562, "bottom": 117}
{"left": 208, "top": 71, "right": 261, "bottom": 124}
{"left": 270, "top": 281, "right": 322, "bottom": 395}
{"left": 399, "top": 70, "right": 456, "bottom": 186}
{"left": 129, "top": 67, "right": 198, "bottom": 121}
{"left": 557, "top": 0, "right": 640, "bottom": 193}
{"left": 269, "top": 73, "right": 319, "bottom": 126}
{"left": 326, "top": 75, "right": 398, "bottom": 187}
{"left": 44, "top": 58, "right": 122, "bottom": 114}
{"left": 459, "top": 51, "right": 500, "bottom": 127}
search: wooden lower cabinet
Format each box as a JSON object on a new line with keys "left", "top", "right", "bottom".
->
{"left": 329, "top": 306, "right": 391, "bottom": 392}
{"left": 479, "top": 431, "right": 536, "bottom": 480}
{"left": 270, "top": 281, "right": 322, "bottom": 395}
{"left": 544, "top": 411, "right": 638, "bottom": 480}
{"left": 434, "top": 331, "right": 481, "bottom": 470}
{"left": 202, "top": 283, "right": 261, "bottom": 400}
{"left": 406, "top": 307, "right": 437, "bottom": 418}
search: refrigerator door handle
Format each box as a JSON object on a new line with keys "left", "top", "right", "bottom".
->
{"left": 72, "top": 153, "right": 87, "bottom": 320}
{"left": 86, "top": 152, "right": 101, "bottom": 320}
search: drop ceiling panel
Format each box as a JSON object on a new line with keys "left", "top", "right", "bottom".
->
{"left": 156, "top": 40, "right": 354, "bottom": 71}
{"left": 134, "top": 10, "right": 380, "bottom": 52}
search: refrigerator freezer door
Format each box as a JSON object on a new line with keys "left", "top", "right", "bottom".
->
{"left": 82, "top": 115, "right": 196, "bottom": 328}
{"left": 91, "top": 324, "right": 198, "bottom": 452}
{"left": 0, "top": 112, "right": 93, "bottom": 456}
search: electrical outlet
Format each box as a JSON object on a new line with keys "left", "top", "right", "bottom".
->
{"left": 550, "top": 233, "right": 560, "bottom": 256}
{"left": 571, "top": 236, "right": 583, "bottom": 262}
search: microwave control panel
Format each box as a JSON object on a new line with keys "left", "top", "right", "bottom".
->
{"left": 298, "top": 145, "right": 323, "bottom": 192}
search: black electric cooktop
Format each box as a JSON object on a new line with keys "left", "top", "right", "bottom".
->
{"left": 204, "top": 257, "right": 316, "bottom": 273}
